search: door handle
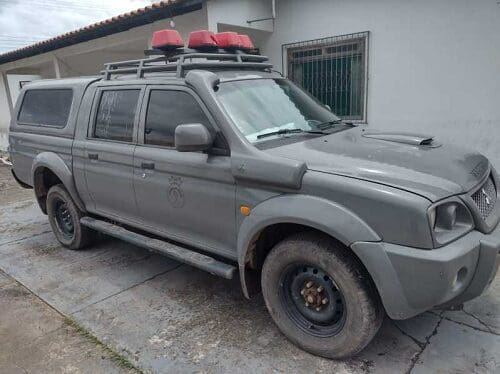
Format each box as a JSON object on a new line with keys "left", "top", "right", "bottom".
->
{"left": 88, "top": 153, "right": 98, "bottom": 160}
{"left": 141, "top": 162, "right": 155, "bottom": 170}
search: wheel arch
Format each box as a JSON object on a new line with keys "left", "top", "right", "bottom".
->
{"left": 237, "top": 195, "right": 381, "bottom": 298}
{"left": 32, "top": 152, "right": 86, "bottom": 214}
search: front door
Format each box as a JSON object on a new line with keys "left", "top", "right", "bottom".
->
{"left": 84, "top": 87, "right": 143, "bottom": 221}
{"left": 133, "top": 86, "right": 236, "bottom": 256}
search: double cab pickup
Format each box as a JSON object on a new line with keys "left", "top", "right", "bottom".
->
{"left": 9, "top": 29, "right": 500, "bottom": 358}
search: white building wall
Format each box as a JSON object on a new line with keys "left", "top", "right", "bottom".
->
{"left": 7, "top": 74, "right": 41, "bottom": 103}
{"left": 0, "top": 75, "right": 10, "bottom": 151}
{"left": 1, "top": 0, "right": 499, "bottom": 164}
{"left": 206, "top": 0, "right": 274, "bottom": 32}
{"left": 261, "top": 0, "right": 500, "bottom": 167}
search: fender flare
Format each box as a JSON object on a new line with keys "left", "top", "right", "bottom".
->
{"left": 32, "top": 152, "right": 86, "bottom": 213}
{"left": 237, "top": 194, "right": 381, "bottom": 297}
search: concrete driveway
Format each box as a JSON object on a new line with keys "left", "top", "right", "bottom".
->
{"left": 0, "top": 164, "right": 498, "bottom": 373}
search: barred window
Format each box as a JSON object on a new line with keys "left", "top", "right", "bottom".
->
{"left": 284, "top": 31, "right": 369, "bottom": 121}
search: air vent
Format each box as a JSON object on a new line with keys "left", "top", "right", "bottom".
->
{"left": 362, "top": 132, "right": 436, "bottom": 146}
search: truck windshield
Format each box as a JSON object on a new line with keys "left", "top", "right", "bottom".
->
{"left": 215, "top": 78, "right": 341, "bottom": 143}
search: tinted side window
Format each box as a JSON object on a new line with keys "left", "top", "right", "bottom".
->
{"left": 18, "top": 89, "right": 73, "bottom": 128}
{"left": 94, "top": 90, "right": 140, "bottom": 142}
{"left": 145, "top": 90, "right": 210, "bottom": 147}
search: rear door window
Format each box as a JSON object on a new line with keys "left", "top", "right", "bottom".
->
{"left": 18, "top": 89, "right": 73, "bottom": 128}
{"left": 94, "top": 89, "right": 140, "bottom": 142}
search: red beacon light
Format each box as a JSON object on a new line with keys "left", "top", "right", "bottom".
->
{"left": 188, "top": 30, "right": 217, "bottom": 49}
{"left": 238, "top": 34, "right": 255, "bottom": 51}
{"left": 151, "top": 29, "right": 184, "bottom": 50}
{"left": 214, "top": 32, "right": 241, "bottom": 49}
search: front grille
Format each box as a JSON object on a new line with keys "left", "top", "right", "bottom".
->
{"left": 471, "top": 176, "right": 497, "bottom": 219}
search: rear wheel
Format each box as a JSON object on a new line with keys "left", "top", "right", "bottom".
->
{"left": 46, "top": 184, "right": 95, "bottom": 250}
{"left": 261, "top": 232, "right": 383, "bottom": 359}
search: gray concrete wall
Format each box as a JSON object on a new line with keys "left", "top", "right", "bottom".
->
{"left": 260, "top": 0, "right": 500, "bottom": 168}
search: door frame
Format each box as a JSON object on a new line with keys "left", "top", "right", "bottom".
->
{"left": 83, "top": 84, "right": 146, "bottom": 215}
{"left": 133, "top": 83, "right": 237, "bottom": 258}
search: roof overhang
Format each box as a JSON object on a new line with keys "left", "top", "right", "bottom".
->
{"left": 0, "top": 0, "right": 204, "bottom": 65}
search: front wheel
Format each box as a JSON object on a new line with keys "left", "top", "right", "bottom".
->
{"left": 261, "top": 232, "right": 383, "bottom": 359}
{"left": 46, "top": 184, "right": 95, "bottom": 250}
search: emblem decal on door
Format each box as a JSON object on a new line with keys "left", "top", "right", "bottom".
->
{"left": 168, "top": 176, "right": 185, "bottom": 208}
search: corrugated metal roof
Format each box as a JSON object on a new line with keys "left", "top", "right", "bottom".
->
{"left": 0, "top": 0, "right": 203, "bottom": 65}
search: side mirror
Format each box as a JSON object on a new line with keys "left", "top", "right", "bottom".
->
{"left": 175, "top": 123, "right": 213, "bottom": 152}
{"left": 324, "top": 104, "right": 332, "bottom": 111}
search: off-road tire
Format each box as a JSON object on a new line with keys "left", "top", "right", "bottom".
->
{"left": 261, "top": 232, "right": 383, "bottom": 359}
{"left": 46, "top": 184, "right": 94, "bottom": 250}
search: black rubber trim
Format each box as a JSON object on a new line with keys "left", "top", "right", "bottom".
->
{"left": 11, "top": 169, "right": 32, "bottom": 189}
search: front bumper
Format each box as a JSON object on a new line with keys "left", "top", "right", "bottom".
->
{"left": 351, "top": 223, "right": 500, "bottom": 320}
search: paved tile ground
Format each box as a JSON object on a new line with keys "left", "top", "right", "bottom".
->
{"left": 0, "top": 164, "right": 498, "bottom": 373}
{"left": 0, "top": 269, "right": 136, "bottom": 374}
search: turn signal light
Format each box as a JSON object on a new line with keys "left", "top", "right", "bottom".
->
{"left": 240, "top": 205, "right": 252, "bottom": 216}
{"left": 151, "top": 29, "right": 184, "bottom": 50}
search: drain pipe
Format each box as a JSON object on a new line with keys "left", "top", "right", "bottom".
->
{"left": 247, "top": 0, "right": 276, "bottom": 25}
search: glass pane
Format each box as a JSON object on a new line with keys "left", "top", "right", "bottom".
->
{"left": 145, "top": 90, "right": 209, "bottom": 147}
{"left": 94, "top": 90, "right": 140, "bottom": 142}
{"left": 18, "top": 89, "right": 73, "bottom": 127}
{"left": 216, "top": 78, "right": 339, "bottom": 143}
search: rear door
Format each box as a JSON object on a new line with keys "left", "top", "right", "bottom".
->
{"left": 83, "top": 86, "right": 144, "bottom": 221}
{"left": 133, "top": 85, "right": 236, "bottom": 256}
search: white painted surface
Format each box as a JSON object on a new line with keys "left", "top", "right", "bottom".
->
{"left": 1, "top": 0, "right": 499, "bottom": 169}
{"left": 0, "top": 74, "right": 40, "bottom": 151}
{"left": 259, "top": 0, "right": 500, "bottom": 167}
{"left": 206, "top": 0, "right": 274, "bottom": 32}
{"left": 7, "top": 74, "right": 41, "bottom": 103}
{"left": 0, "top": 74, "right": 11, "bottom": 151}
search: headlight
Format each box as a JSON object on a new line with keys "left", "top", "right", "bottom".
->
{"left": 428, "top": 198, "right": 474, "bottom": 247}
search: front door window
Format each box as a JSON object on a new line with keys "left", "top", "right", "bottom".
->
{"left": 144, "top": 90, "right": 212, "bottom": 147}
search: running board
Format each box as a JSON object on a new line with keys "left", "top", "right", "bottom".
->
{"left": 80, "top": 217, "right": 236, "bottom": 279}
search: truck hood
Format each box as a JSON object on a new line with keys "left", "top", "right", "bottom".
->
{"left": 264, "top": 127, "right": 490, "bottom": 201}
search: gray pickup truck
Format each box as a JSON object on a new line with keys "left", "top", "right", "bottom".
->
{"left": 8, "top": 29, "right": 500, "bottom": 359}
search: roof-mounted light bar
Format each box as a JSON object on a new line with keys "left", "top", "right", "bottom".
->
{"left": 148, "top": 29, "right": 256, "bottom": 55}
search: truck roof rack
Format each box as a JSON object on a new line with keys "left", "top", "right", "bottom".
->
{"left": 101, "top": 49, "right": 272, "bottom": 80}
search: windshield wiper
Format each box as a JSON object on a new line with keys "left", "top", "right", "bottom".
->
{"left": 257, "top": 128, "right": 324, "bottom": 140}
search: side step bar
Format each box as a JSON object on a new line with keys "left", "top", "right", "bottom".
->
{"left": 80, "top": 217, "right": 236, "bottom": 279}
